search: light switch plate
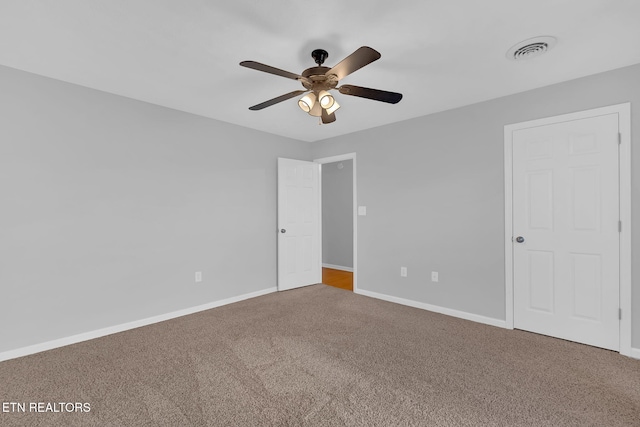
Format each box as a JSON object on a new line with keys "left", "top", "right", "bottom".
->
{"left": 358, "top": 206, "right": 367, "bottom": 216}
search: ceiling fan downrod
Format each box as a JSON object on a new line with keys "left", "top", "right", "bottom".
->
{"left": 311, "top": 49, "right": 329, "bottom": 66}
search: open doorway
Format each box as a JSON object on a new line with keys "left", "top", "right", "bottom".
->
{"left": 315, "top": 153, "right": 357, "bottom": 292}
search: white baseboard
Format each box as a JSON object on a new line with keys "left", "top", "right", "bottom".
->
{"left": 0, "top": 287, "right": 277, "bottom": 363}
{"left": 322, "top": 263, "right": 354, "bottom": 272}
{"left": 355, "top": 288, "right": 507, "bottom": 329}
{"left": 631, "top": 348, "right": 640, "bottom": 360}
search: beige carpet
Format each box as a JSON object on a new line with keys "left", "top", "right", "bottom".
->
{"left": 1, "top": 284, "right": 638, "bottom": 426}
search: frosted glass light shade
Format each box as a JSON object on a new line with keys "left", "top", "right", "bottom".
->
{"left": 325, "top": 100, "right": 340, "bottom": 115}
{"left": 309, "top": 101, "right": 323, "bottom": 117}
{"left": 318, "top": 90, "right": 335, "bottom": 109}
{"left": 298, "top": 92, "right": 316, "bottom": 112}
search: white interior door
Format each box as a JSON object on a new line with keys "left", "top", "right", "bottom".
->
{"left": 512, "top": 113, "right": 620, "bottom": 351}
{"left": 277, "top": 158, "right": 321, "bottom": 291}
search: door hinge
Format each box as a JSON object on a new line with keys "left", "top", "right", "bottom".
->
{"left": 618, "top": 132, "right": 622, "bottom": 144}
{"left": 619, "top": 220, "right": 622, "bottom": 233}
{"left": 619, "top": 308, "right": 622, "bottom": 320}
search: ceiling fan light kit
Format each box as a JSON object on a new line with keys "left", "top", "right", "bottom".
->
{"left": 240, "top": 46, "right": 402, "bottom": 124}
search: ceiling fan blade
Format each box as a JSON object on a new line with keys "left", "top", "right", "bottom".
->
{"left": 326, "top": 46, "right": 381, "bottom": 80}
{"left": 338, "top": 85, "right": 403, "bottom": 104}
{"left": 321, "top": 109, "right": 336, "bottom": 124}
{"left": 248, "top": 90, "right": 308, "bottom": 111}
{"left": 240, "top": 61, "right": 307, "bottom": 81}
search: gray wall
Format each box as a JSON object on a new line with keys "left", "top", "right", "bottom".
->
{"left": 310, "top": 63, "right": 640, "bottom": 347}
{"left": 322, "top": 160, "right": 353, "bottom": 268}
{"left": 2, "top": 62, "right": 639, "bottom": 355}
{"left": 0, "top": 65, "right": 311, "bottom": 353}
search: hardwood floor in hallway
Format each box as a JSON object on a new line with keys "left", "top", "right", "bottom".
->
{"left": 322, "top": 268, "right": 353, "bottom": 292}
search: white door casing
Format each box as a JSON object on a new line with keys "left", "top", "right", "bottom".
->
{"left": 277, "top": 158, "right": 321, "bottom": 291}
{"left": 504, "top": 103, "right": 632, "bottom": 356}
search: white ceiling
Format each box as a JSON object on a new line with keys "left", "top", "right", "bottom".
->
{"left": 1, "top": 1, "right": 639, "bottom": 142}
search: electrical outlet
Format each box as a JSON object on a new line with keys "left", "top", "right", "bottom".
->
{"left": 400, "top": 266, "right": 407, "bottom": 277}
{"left": 431, "top": 271, "right": 439, "bottom": 282}
{"left": 195, "top": 271, "right": 202, "bottom": 283}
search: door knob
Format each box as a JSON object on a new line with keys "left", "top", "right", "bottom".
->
{"left": 515, "top": 236, "right": 525, "bottom": 243}
{"left": 280, "top": 229, "right": 286, "bottom": 233}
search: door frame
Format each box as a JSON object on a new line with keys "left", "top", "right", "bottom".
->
{"left": 503, "top": 103, "right": 631, "bottom": 356}
{"left": 314, "top": 153, "right": 358, "bottom": 292}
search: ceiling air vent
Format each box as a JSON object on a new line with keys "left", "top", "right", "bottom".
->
{"left": 506, "top": 36, "right": 557, "bottom": 60}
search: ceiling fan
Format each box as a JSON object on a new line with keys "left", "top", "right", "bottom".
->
{"left": 240, "top": 46, "right": 402, "bottom": 124}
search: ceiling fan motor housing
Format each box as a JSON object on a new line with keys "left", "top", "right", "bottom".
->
{"left": 301, "top": 66, "right": 338, "bottom": 91}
